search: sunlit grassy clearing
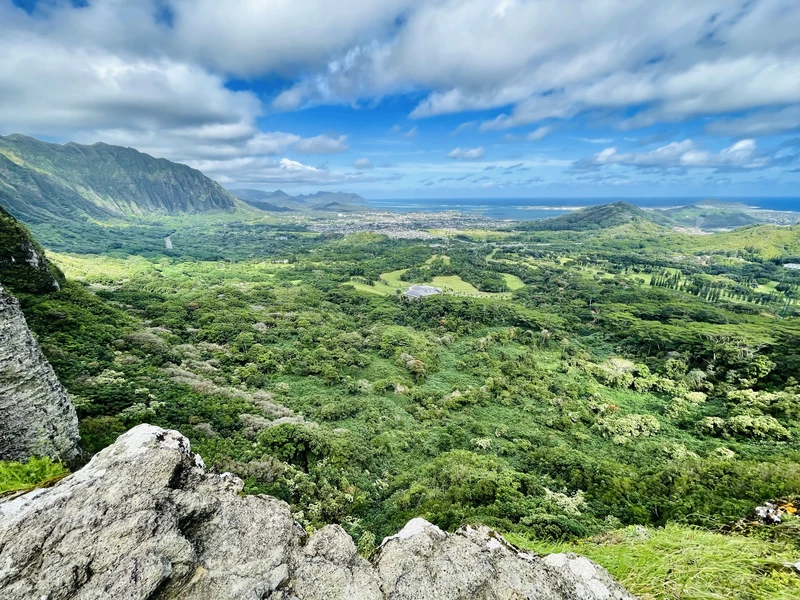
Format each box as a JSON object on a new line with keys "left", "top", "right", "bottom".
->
{"left": 502, "top": 273, "right": 525, "bottom": 290}
{"left": 427, "top": 275, "right": 480, "bottom": 293}
{"left": 379, "top": 268, "right": 411, "bottom": 289}
{"left": 348, "top": 281, "right": 396, "bottom": 295}
{"left": 425, "top": 254, "right": 451, "bottom": 265}
{"left": 510, "top": 524, "right": 800, "bottom": 600}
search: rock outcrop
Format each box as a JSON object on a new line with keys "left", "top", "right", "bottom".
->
{"left": 0, "top": 424, "right": 634, "bottom": 599}
{"left": 0, "top": 285, "right": 79, "bottom": 463}
{"left": 0, "top": 205, "right": 62, "bottom": 294}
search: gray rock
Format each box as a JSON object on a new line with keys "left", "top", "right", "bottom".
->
{"left": 0, "top": 425, "right": 635, "bottom": 599}
{"left": 0, "top": 285, "right": 79, "bottom": 463}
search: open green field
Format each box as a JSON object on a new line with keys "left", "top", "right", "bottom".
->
{"left": 429, "top": 275, "right": 480, "bottom": 293}
{"left": 379, "top": 268, "right": 411, "bottom": 288}
{"left": 756, "top": 280, "right": 780, "bottom": 293}
{"left": 501, "top": 273, "right": 526, "bottom": 290}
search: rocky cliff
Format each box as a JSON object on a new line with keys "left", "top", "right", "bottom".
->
{"left": 0, "top": 205, "right": 63, "bottom": 294}
{"left": 0, "top": 424, "right": 634, "bottom": 599}
{"left": 0, "top": 285, "right": 79, "bottom": 463}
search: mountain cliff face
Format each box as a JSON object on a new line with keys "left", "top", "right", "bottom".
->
{"left": 0, "top": 424, "right": 634, "bottom": 600}
{"left": 0, "top": 134, "right": 240, "bottom": 224}
{"left": 0, "top": 285, "right": 79, "bottom": 463}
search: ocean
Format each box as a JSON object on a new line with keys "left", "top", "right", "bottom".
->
{"left": 365, "top": 197, "right": 800, "bottom": 221}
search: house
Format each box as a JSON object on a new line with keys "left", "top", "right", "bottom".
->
{"left": 402, "top": 285, "right": 442, "bottom": 300}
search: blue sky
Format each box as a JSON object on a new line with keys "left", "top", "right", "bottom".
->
{"left": 2, "top": 0, "right": 800, "bottom": 199}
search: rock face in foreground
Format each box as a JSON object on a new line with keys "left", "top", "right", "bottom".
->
{"left": 0, "top": 286, "right": 79, "bottom": 463}
{"left": 0, "top": 425, "right": 634, "bottom": 600}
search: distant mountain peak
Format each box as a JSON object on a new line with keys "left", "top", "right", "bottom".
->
{"left": 231, "top": 189, "right": 366, "bottom": 212}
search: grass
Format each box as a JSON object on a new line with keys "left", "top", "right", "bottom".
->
{"left": 509, "top": 524, "right": 800, "bottom": 600}
{"left": 756, "top": 281, "right": 780, "bottom": 294}
{"left": 348, "top": 281, "right": 397, "bottom": 296}
{"left": 429, "top": 275, "right": 480, "bottom": 293}
{"left": 426, "top": 254, "right": 451, "bottom": 265}
{"left": 501, "top": 273, "right": 526, "bottom": 290}
{"left": 379, "top": 268, "right": 411, "bottom": 288}
{"left": 0, "top": 457, "right": 69, "bottom": 495}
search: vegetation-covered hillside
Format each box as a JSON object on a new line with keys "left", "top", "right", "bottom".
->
{"left": 4, "top": 204, "right": 800, "bottom": 598}
{"left": 0, "top": 134, "right": 243, "bottom": 224}
{"left": 0, "top": 205, "right": 63, "bottom": 294}
{"left": 518, "top": 201, "right": 669, "bottom": 231}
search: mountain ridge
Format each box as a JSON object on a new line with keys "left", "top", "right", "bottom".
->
{"left": 0, "top": 134, "right": 243, "bottom": 225}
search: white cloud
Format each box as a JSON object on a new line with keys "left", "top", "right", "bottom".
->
{"left": 390, "top": 125, "right": 418, "bottom": 138}
{"left": 575, "top": 139, "right": 773, "bottom": 171}
{"left": 248, "top": 0, "right": 800, "bottom": 137}
{"left": 527, "top": 126, "right": 553, "bottom": 141}
{"left": 447, "top": 147, "right": 486, "bottom": 160}
{"left": 353, "top": 157, "right": 373, "bottom": 169}
{"left": 169, "top": 0, "right": 412, "bottom": 76}
{"left": 705, "top": 106, "right": 800, "bottom": 137}
{"left": 450, "top": 121, "right": 477, "bottom": 136}
{"left": 293, "top": 134, "right": 350, "bottom": 154}
{"left": 189, "top": 156, "right": 400, "bottom": 187}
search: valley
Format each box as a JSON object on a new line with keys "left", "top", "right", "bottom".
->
{"left": 1, "top": 140, "right": 800, "bottom": 600}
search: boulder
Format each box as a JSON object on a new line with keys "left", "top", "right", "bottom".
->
{"left": 0, "top": 425, "right": 635, "bottom": 599}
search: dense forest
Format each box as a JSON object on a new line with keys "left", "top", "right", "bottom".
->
{"left": 3, "top": 209, "right": 800, "bottom": 598}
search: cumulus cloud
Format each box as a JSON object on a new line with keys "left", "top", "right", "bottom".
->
{"left": 353, "top": 157, "right": 373, "bottom": 169}
{"left": 2, "top": 0, "right": 799, "bottom": 193}
{"left": 447, "top": 147, "right": 486, "bottom": 160}
{"left": 249, "top": 0, "right": 800, "bottom": 137}
{"left": 0, "top": 1, "right": 352, "bottom": 181}
{"left": 190, "top": 156, "right": 401, "bottom": 187}
{"left": 573, "top": 139, "right": 774, "bottom": 172}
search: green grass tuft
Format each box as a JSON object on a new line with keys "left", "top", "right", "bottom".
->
{"left": 0, "top": 456, "right": 69, "bottom": 495}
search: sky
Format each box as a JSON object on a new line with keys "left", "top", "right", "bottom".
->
{"left": 1, "top": 0, "right": 800, "bottom": 199}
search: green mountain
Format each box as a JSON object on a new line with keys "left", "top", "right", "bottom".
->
{"left": 0, "top": 205, "right": 63, "bottom": 293}
{"left": 522, "top": 201, "right": 666, "bottom": 231}
{"left": 231, "top": 188, "right": 367, "bottom": 212}
{"left": 659, "top": 204, "right": 760, "bottom": 229}
{"left": 230, "top": 189, "right": 295, "bottom": 212}
{"left": 0, "top": 134, "right": 241, "bottom": 226}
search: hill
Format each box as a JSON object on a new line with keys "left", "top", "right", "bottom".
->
{"left": 231, "top": 188, "right": 367, "bottom": 211}
{"left": 294, "top": 191, "right": 366, "bottom": 206}
{"left": 232, "top": 189, "right": 295, "bottom": 211}
{"left": 690, "top": 223, "right": 800, "bottom": 258}
{"left": 657, "top": 203, "right": 760, "bottom": 230}
{"left": 0, "top": 134, "right": 241, "bottom": 225}
{"left": 0, "top": 205, "right": 63, "bottom": 293}
{"left": 520, "top": 201, "right": 666, "bottom": 231}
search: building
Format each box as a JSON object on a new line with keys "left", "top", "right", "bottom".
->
{"left": 785, "top": 263, "right": 800, "bottom": 270}
{"left": 402, "top": 285, "right": 442, "bottom": 300}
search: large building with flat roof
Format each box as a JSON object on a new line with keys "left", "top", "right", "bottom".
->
{"left": 402, "top": 285, "right": 442, "bottom": 300}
